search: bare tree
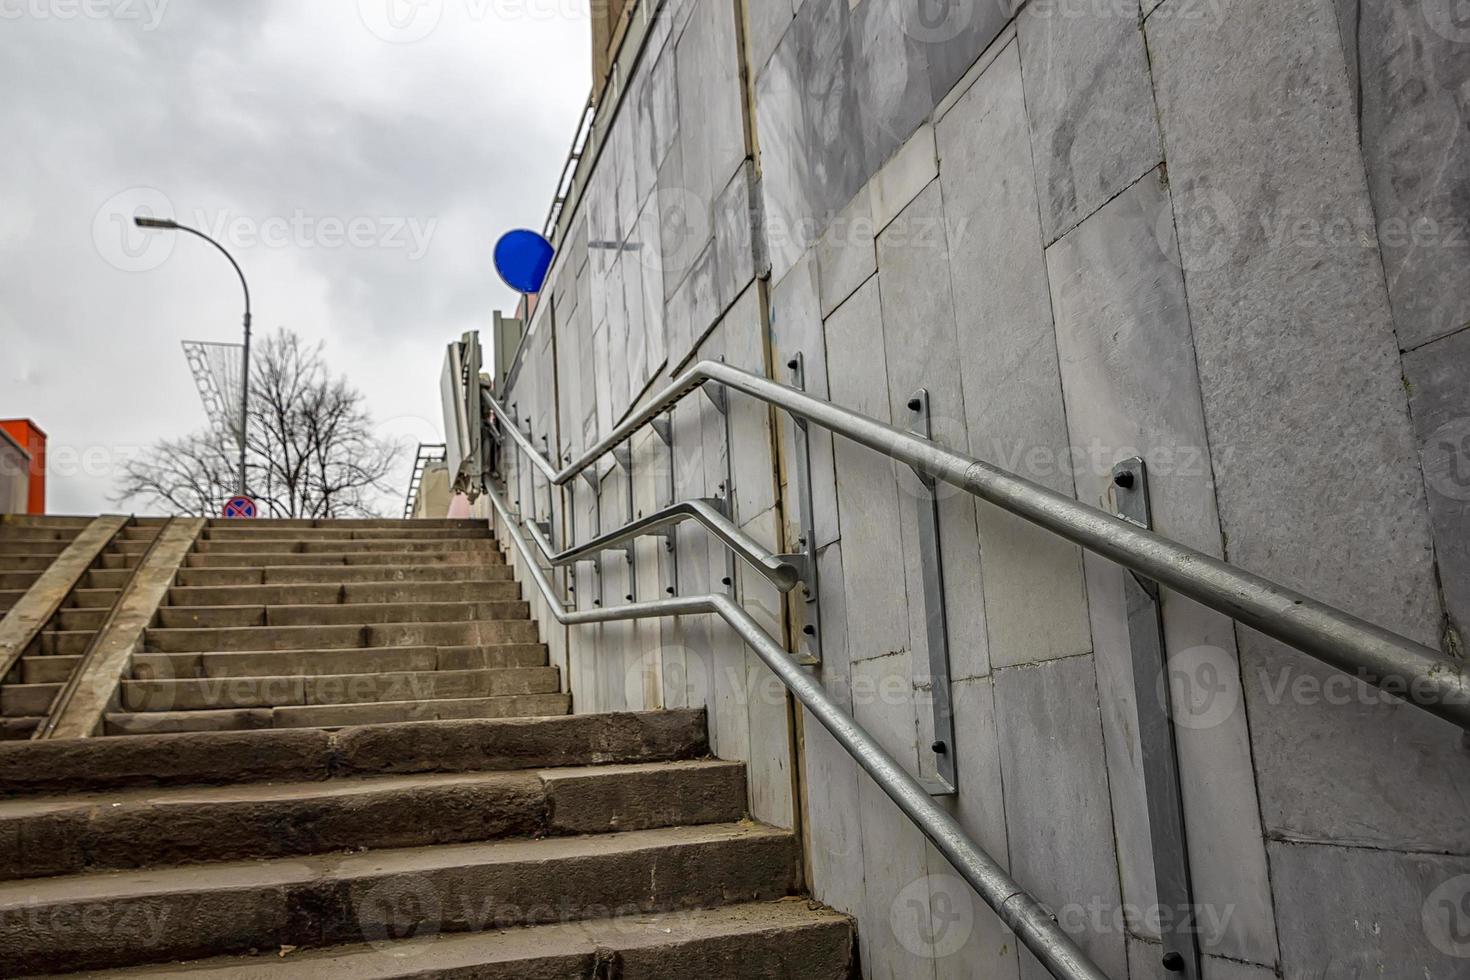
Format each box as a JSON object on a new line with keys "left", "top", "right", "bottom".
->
{"left": 117, "top": 329, "right": 400, "bottom": 518}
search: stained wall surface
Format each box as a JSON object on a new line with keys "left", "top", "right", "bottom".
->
{"left": 496, "top": 0, "right": 1470, "bottom": 976}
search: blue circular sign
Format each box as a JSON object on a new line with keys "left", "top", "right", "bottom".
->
{"left": 493, "top": 229, "right": 555, "bottom": 294}
{"left": 223, "top": 496, "right": 257, "bottom": 519}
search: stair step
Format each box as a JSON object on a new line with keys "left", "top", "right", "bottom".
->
{"left": 185, "top": 550, "right": 500, "bottom": 568}
{"left": 138, "top": 620, "right": 541, "bottom": 654}
{"left": 192, "top": 538, "right": 500, "bottom": 555}
{"left": 204, "top": 526, "right": 493, "bottom": 541}
{"left": 0, "top": 515, "right": 93, "bottom": 529}
{"left": 118, "top": 667, "right": 561, "bottom": 711}
{"left": 0, "top": 555, "right": 58, "bottom": 571}
{"left": 81, "top": 568, "right": 133, "bottom": 589}
{"left": 0, "top": 759, "right": 745, "bottom": 880}
{"left": 0, "top": 717, "right": 40, "bottom": 740}
{"left": 0, "top": 682, "right": 59, "bottom": 717}
{"left": 0, "top": 539, "right": 68, "bottom": 556}
{"left": 0, "top": 710, "right": 709, "bottom": 794}
{"left": 166, "top": 580, "right": 523, "bottom": 606}
{"left": 71, "top": 900, "right": 854, "bottom": 979}
{"left": 0, "top": 570, "right": 41, "bottom": 590}
{"left": 148, "top": 600, "right": 531, "bottom": 630}
{"left": 0, "top": 526, "right": 79, "bottom": 542}
{"left": 66, "top": 587, "right": 121, "bottom": 609}
{"left": 0, "top": 822, "right": 795, "bottom": 974}
{"left": 104, "top": 692, "right": 572, "bottom": 734}
{"left": 203, "top": 518, "right": 488, "bottom": 530}
{"left": 174, "top": 563, "right": 515, "bottom": 587}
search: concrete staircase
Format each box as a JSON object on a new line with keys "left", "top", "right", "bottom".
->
{"left": 1, "top": 517, "right": 166, "bottom": 738}
{"left": 97, "top": 518, "right": 567, "bottom": 736}
{"left": 0, "top": 517, "right": 856, "bottom": 976}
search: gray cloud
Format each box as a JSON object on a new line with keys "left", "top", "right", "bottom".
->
{"left": 0, "top": 1, "right": 588, "bottom": 514}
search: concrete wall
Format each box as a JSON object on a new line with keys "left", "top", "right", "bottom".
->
{"left": 500, "top": 0, "right": 1470, "bottom": 977}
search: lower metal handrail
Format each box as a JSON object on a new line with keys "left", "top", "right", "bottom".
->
{"left": 485, "top": 483, "right": 1110, "bottom": 980}
{"left": 485, "top": 360, "right": 1469, "bottom": 731}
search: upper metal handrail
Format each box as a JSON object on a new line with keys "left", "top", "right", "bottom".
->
{"left": 486, "top": 359, "right": 1469, "bottom": 731}
{"left": 484, "top": 482, "right": 1110, "bottom": 980}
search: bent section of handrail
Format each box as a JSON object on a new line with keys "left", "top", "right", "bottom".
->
{"left": 486, "top": 363, "right": 1470, "bottom": 731}
{"left": 485, "top": 483, "right": 1112, "bottom": 980}
{"left": 543, "top": 498, "right": 802, "bottom": 593}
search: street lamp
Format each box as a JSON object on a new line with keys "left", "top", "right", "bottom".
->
{"left": 134, "top": 216, "right": 253, "bottom": 497}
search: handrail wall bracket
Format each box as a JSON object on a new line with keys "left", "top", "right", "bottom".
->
{"left": 907, "top": 388, "right": 958, "bottom": 796}
{"left": 1113, "top": 456, "right": 1201, "bottom": 980}
{"left": 785, "top": 352, "right": 822, "bottom": 667}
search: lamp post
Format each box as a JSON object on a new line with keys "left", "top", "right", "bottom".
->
{"left": 134, "top": 216, "right": 252, "bottom": 497}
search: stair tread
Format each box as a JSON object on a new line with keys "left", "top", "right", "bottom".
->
{"left": 0, "top": 821, "right": 786, "bottom": 906}
{"left": 67, "top": 899, "right": 851, "bottom": 979}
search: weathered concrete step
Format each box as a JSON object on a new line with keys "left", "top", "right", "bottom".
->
{"left": 68, "top": 899, "right": 854, "bottom": 979}
{"left": 98, "top": 552, "right": 142, "bottom": 570}
{"left": 65, "top": 587, "right": 121, "bottom": 609}
{"left": 167, "top": 580, "right": 523, "bottom": 607}
{"left": 1, "top": 682, "right": 59, "bottom": 717}
{"left": 0, "top": 515, "right": 94, "bottom": 529}
{"left": 0, "top": 588, "right": 26, "bottom": 612}
{"left": 203, "top": 526, "right": 493, "bottom": 542}
{"left": 0, "top": 555, "right": 58, "bottom": 572}
{"left": 203, "top": 517, "right": 488, "bottom": 530}
{"left": 122, "top": 643, "right": 549, "bottom": 681}
{"left": 117, "top": 525, "right": 164, "bottom": 540}
{"left": 0, "top": 717, "right": 39, "bottom": 740}
{"left": 0, "top": 570, "right": 41, "bottom": 590}
{"left": 104, "top": 692, "right": 571, "bottom": 734}
{"left": 174, "top": 563, "right": 517, "bottom": 588}
{"left": 81, "top": 568, "right": 132, "bottom": 590}
{"left": 118, "top": 666, "right": 561, "bottom": 712}
{"left": 0, "top": 539, "right": 68, "bottom": 556}
{"left": 145, "top": 600, "right": 532, "bottom": 630}
{"left": 0, "top": 526, "right": 81, "bottom": 542}
{"left": 0, "top": 759, "right": 745, "bottom": 880}
{"left": 139, "top": 620, "right": 541, "bottom": 654}
{"left": 185, "top": 550, "right": 501, "bottom": 568}
{"left": 0, "top": 822, "right": 795, "bottom": 974}
{"left": 191, "top": 538, "right": 500, "bottom": 555}
{"left": 0, "top": 709, "right": 708, "bottom": 794}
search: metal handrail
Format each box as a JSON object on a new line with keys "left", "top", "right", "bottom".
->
{"left": 532, "top": 497, "right": 803, "bottom": 593}
{"left": 486, "top": 359, "right": 1470, "bottom": 731}
{"left": 485, "top": 482, "right": 1110, "bottom": 980}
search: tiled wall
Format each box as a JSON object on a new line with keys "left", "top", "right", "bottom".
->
{"left": 500, "top": 0, "right": 1470, "bottom": 976}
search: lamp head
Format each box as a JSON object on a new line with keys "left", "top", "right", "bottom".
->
{"left": 133, "top": 216, "right": 179, "bottom": 230}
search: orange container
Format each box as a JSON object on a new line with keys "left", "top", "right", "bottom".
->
{"left": 0, "top": 419, "right": 46, "bottom": 515}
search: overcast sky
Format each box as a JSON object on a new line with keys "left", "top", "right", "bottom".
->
{"left": 0, "top": 1, "right": 590, "bottom": 515}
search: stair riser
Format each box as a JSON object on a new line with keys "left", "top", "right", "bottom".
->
{"left": 185, "top": 551, "right": 499, "bottom": 568}
{"left": 192, "top": 539, "right": 500, "bottom": 555}
{"left": 0, "top": 833, "right": 795, "bottom": 974}
{"left": 203, "top": 528, "right": 493, "bottom": 542}
{"left": 140, "top": 621, "right": 541, "bottom": 654}
{"left": 123, "top": 645, "right": 550, "bottom": 680}
{"left": 166, "top": 581, "right": 523, "bottom": 606}
{"left": 0, "top": 528, "right": 78, "bottom": 542}
{"left": 203, "top": 518, "right": 487, "bottom": 530}
{"left": 0, "top": 541, "right": 67, "bottom": 556}
{"left": 105, "top": 692, "right": 572, "bottom": 734}
{"left": 0, "top": 763, "right": 746, "bottom": 881}
{"left": 148, "top": 601, "right": 531, "bottom": 630}
{"left": 174, "top": 565, "right": 516, "bottom": 587}
{"left": 0, "top": 711, "right": 709, "bottom": 794}
{"left": 0, "top": 571, "right": 40, "bottom": 590}
{"left": 118, "top": 668, "right": 561, "bottom": 712}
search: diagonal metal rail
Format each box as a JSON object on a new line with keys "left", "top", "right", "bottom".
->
{"left": 485, "top": 482, "right": 1111, "bottom": 980}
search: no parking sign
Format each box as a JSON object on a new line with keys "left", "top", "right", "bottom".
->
{"left": 222, "top": 496, "right": 257, "bottom": 519}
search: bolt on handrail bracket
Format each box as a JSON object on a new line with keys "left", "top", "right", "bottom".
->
{"left": 485, "top": 482, "right": 1111, "bottom": 980}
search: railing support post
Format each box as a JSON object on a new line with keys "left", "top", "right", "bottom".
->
{"left": 781, "top": 353, "right": 822, "bottom": 666}
{"left": 906, "top": 388, "right": 957, "bottom": 795}
{"left": 1113, "top": 456, "right": 1201, "bottom": 980}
